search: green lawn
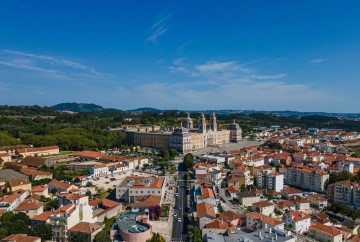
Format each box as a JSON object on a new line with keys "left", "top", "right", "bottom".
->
{"left": 104, "top": 216, "right": 117, "bottom": 233}
{"left": 160, "top": 204, "right": 170, "bottom": 217}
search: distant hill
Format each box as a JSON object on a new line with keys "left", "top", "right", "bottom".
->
{"left": 127, "top": 107, "right": 162, "bottom": 113}
{"left": 52, "top": 103, "right": 104, "bottom": 112}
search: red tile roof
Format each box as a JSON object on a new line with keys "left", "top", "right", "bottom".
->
{"left": 247, "top": 212, "right": 284, "bottom": 226}
{"left": 1, "top": 234, "right": 40, "bottom": 242}
{"left": 196, "top": 202, "right": 216, "bottom": 218}
{"left": 31, "top": 211, "right": 53, "bottom": 221}
{"left": 310, "top": 222, "right": 341, "bottom": 236}
{"left": 68, "top": 222, "right": 103, "bottom": 234}
{"left": 14, "top": 200, "right": 43, "bottom": 211}
{"left": 287, "top": 210, "right": 311, "bottom": 222}
{"left": 32, "top": 185, "right": 48, "bottom": 193}
{"left": 48, "top": 179, "right": 72, "bottom": 190}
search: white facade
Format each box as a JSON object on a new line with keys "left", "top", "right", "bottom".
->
{"left": 257, "top": 170, "right": 284, "bottom": 192}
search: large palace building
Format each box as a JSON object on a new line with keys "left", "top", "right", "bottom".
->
{"left": 123, "top": 113, "right": 242, "bottom": 153}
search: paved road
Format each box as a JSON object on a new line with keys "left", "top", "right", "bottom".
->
{"left": 171, "top": 163, "right": 188, "bottom": 242}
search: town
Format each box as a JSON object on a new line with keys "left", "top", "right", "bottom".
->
{"left": 0, "top": 110, "right": 360, "bottom": 242}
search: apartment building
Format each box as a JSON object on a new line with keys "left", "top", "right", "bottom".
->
{"left": 252, "top": 201, "right": 275, "bottom": 216}
{"left": 246, "top": 212, "right": 284, "bottom": 231}
{"left": 116, "top": 176, "right": 165, "bottom": 202}
{"left": 0, "top": 189, "right": 28, "bottom": 212}
{"left": 309, "top": 223, "right": 342, "bottom": 242}
{"left": 257, "top": 170, "right": 284, "bottom": 192}
{"left": 286, "top": 167, "right": 329, "bottom": 193}
{"left": 328, "top": 181, "right": 360, "bottom": 208}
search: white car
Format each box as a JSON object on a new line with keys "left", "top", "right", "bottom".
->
{"left": 173, "top": 213, "right": 177, "bottom": 217}
{"left": 178, "top": 218, "right": 181, "bottom": 222}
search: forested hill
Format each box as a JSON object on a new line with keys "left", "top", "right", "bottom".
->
{"left": 52, "top": 103, "right": 104, "bottom": 112}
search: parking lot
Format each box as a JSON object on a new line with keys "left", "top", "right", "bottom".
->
{"left": 89, "top": 170, "right": 146, "bottom": 191}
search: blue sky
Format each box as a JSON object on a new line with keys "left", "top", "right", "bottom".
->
{"left": 0, "top": 1, "right": 360, "bottom": 112}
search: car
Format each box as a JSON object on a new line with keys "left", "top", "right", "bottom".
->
{"left": 176, "top": 185, "right": 179, "bottom": 188}
{"left": 105, "top": 176, "right": 109, "bottom": 178}
{"left": 178, "top": 206, "right": 181, "bottom": 209}
{"left": 105, "top": 182, "right": 109, "bottom": 184}
{"left": 175, "top": 194, "right": 179, "bottom": 197}
{"left": 173, "top": 213, "right": 177, "bottom": 217}
{"left": 178, "top": 218, "right": 181, "bottom": 222}
{"left": 110, "top": 178, "right": 116, "bottom": 181}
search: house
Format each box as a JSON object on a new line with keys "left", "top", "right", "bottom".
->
{"left": 67, "top": 222, "right": 104, "bottom": 242}
{"left": 197, "top": 202, "right": 216, "bottom": 229}
{"left": 5, "top": 179, "right": 31, "bottom": 193}
{"left": 308, "top": 194, "right": 328, "bottom": 209}
{"left": 31, "top": 211, "right": 53, "bottom": 227}
{"left": 196, "top": 186, "right": 217, "bottom": 206}
{"left": 289, "top": 195, "right": 310, "bottom": 211}
{"left": 313, "top": 212, "right": 332, "bottom": 225}
{"left": 17, "top": 146, "right": 60, "bottom": 157}
{"left": 21, "top": 156, "right": 46, "bottom": 168}
{"left": 281, "top": 188, "right": 303, "bottom": 199}
{"left": 0, "top": 189, "right": 28, "bottom": 212}
{"left": 284, "top": 210, "right": 311, "bottom": 234}
{"left": 309, "top": 223, "right": 342, "bottom": 242}
{"left": 48, "top": 179, "right": 78, "bottom": 193}
{"left": 252, "top": 201, "right": 275, "bottom": 216}
{"left": 276, "top": 200, "right": 296, "bottom": 211}
{"left": 238, "top": 189, "right": 262, "bottom": 207}
{"left": 14, "top": 200, "right": 44, "bottom": 218}
{"left": 0, "top": 153, "right": 11, "bottom": 163}
{"left": 0, "top": 234, "right": 41, "bottom": 242}
{"left": 246, "top": 212, "right": 284, "bottom": 231}
{"left": 19, "top": 168, "right": 53, "bottom": 180}
{"left": 58, "top": 193, "right": 88, "bottom": 206}
{"left": 89, "top": 198, "right": 122, "bottom": 222}
{"left": 31, "top": 185, "right": 49, "bottom": 197}
{"left": 227, "top": 186, "right": 239, "bottom": 199}
{"left": 218, "top": 210, "right": 246, "bottom": 228}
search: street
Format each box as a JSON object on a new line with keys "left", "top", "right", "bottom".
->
{"left": 171, "top": 163, "right": 188, "bottom": 242}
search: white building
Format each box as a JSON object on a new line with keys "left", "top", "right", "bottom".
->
{"left": 284, "top": 210, "right": 311, "bottom": 234}
{"left": 257, "top": 170, "right": 284, "bottom": 192}
{"left": 0, "top": 189, "right": 28, "bottom": 212}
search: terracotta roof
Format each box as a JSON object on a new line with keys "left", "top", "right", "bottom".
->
{"left": 14, "top": 200, "right": 43, "bottom": 211}
{"left": 287, "top": 210, "right": 311, "bottom": 222}
{"left": 32, "top": 185, "right": 48, "bottom": 193}
{"left": 204, "top": 219, "right": 233, "bottom": 229}
{"left": 196, "top": 202, "right": 216, "bottom": 218}
{"left": 351, "top": 235, "right": 360, "bottom": 242}
{"left": 310, "top": 222, "right": 341, "bottom": 236}
{"left": 0, "top": 190, "right": 27, "bottom": 203}
{"left": 54, "top": 204, "right": 76, "bottom": 215}
{"left": 89, "top": 198, "right": 120, "bottom": 208}
{"left": 281, "top": 187, "right": 302, "bottom": 195}
{"left": 1, "top": 234, "right": 40, "bottom": 242}
{"left": 309, "top": 194, "right": 327, "bottom": 201}
{"left": 277, "top": 200, "right": 296, "bottom": 209}
{"left": 59, "top": 193, "right": 85, "bottom": 201}
{"left": 219, "top": 211, "right": 245, "bottom": 222}
{"left": 195, "top": 180, "right": 212, "bottom": 186}
{"left": 48, "top": 179, "right": 72, "bottom": 190}
{"left": 289, "top": 195, "right": 309, "bottom": 204}
{"left": 74, "top": 151, "right": 105, "bottom": 159}
{"left": 228, "top": 186, "right": 239, "bottom": 193}
{"left": 7, "top": 179, "right": 30, "bottom": 187}
{"left": 21, "top": 156, "right": 46, "bottom": 167}
{"left": 17, "top": 146, "right": 59, "bottom": 154}
{"left": 246, "top": 212, "right": 284, "bottom": 226}
{"left": 151, "top": 177, "right": 164, "bottom": 188}
{"left": 20, "top": 168, "right": 52, "bottom": 177}
{"left": 131, "top": 195, "right": 161, "bottom": 207}
{"left": 31, "top": 211, "right": 53, "bottom": 221}
{"left": 253, "top": 201, "right": 275, "bottom": 208}
{"left": 198, "top": 187, "right": 216, "bottom": 200}
{"left": 68, "top": 222, "right": 103, "bottom": 234}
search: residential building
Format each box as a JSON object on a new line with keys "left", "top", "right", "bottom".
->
{"left": 67, "top": 222, "right": 104, "bottom": 242}
{"left": 289, "top": 195, "right": 310, "bottom": 211}
{"left": 281, "top": 188, "right": 303, "bottom": 199}
{"left": 116, "top": 176, "right": 165, "bottom": 202}
{"left": 89, "top": 198, "right": 122, "bottom": 222}
{"left": 218, "top": 210, "right": 246, "bottom": 229}
{"left": 308, "top": 194, "right": 328, "bottom": 209}
{"left": 246, "top": 212, "right": 284, "bottom": 231}
{"left": 14, "top": 200, "right": 44, "bottom": 218}
{"left": 238, "top": 189, "right": 262, "bottom": 207}
{"left": 48, "top": 179, "right": 78, "bottom": 193}
{"left": 257, "top": 170, "right": 284, "bottom": 192}
{"left": 276, "top": 200, "right": 296, "bottom": 211}
{"left": 284, "top": 210, "right": 311, "bottom": 234}
{"left": 252, "top": 201, "right": 275, "bottom": 216}
{"left": 0, "top": 189, "right": 28, "bottom": 212}
{"left": 286, "top": 167, "right": 329, "bottom": 193}
{"left": 19, "top": 168, "right": 53, "bottom": 180}
{"left": 197, "top": 202, "right": 216, "bottom": 229}
{"left": 328, "top": 181, "right": 360, "bottom": 208}
{"left": 21, "top": 156, "right": 46, "bottom": 168}
{"left": 17, "top": 146, "right": 60, "bottom": 157}
{"left": 31, "top": 185, "right": 49, "bottom": 197}
{"left": 89, "top": 164, "right": 109, "bottom": 177}
{"left": 195, "top": 186, "right": 217, "bottom": 206}
{"left": 309, "top": 223, "right": 342, "bottom": 242}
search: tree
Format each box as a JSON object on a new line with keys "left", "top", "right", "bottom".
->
{"left": 70, "top": 234, "right": 86, "bottom": 242}
{"left": 8, "top": 220, "right": 29, "bottom": 234}
{"left": 32, "top": 224, "right": 52, "bottom": 242}
{"left": 45, "top": 199, "right": 59, "bottom": 211}
{"left": 94, "top": 230, "right": 111, "bottom": 242}
{"left": 184, "top": 153, "right": 194, "bottom": 170}
{"left": 147, "top": 233, "right": 165, "bottom": 242}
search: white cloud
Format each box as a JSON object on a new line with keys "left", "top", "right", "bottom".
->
{"left": 145, "top": 12, "right": 171, "bottom": 44}
{"left": 251, "top": 73, "right": 287, "bottom": 80}
{"left": 308, "top": 58, "right": 326, "bottom": 65}
{"left": 0, "top": 50, "right": 116, "bottom": 81}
